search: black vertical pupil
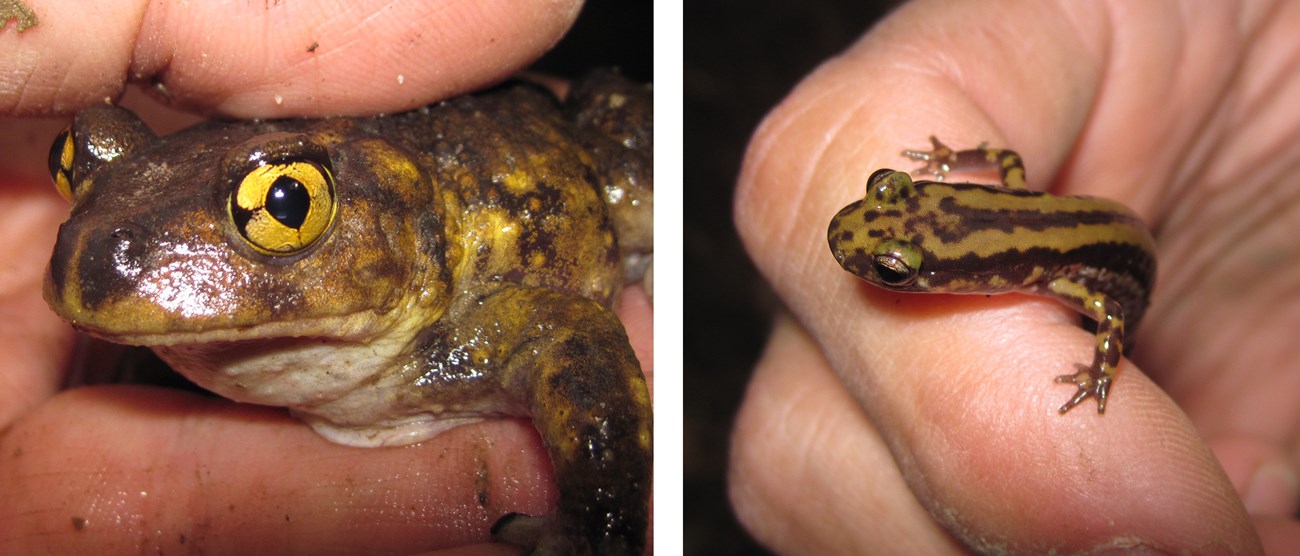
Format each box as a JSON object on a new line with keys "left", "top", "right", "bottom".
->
{"left": 266, "top": 175, "right": 310, "bottom": 229}
{"left": 48, "top": 130, "right": 70, "bottom": 180}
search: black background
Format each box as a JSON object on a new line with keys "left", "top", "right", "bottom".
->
{"left": 683, "top": 1, "right": 899, "bottom": 553}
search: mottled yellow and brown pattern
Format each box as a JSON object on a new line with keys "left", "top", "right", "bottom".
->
{"left": 45, "top": 71, "right": 652, "bottom": 555}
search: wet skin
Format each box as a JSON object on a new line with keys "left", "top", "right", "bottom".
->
{"left": 828, "top": 137, "right": 1155, "bottom": 414}
{"left": 44, "top": 71, "right": 653, "bottom": 555}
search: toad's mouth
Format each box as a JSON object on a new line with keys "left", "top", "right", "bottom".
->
{"left": 44, "top": 264, "right": 430, "bottom": 349}
{"left": 56, "top": 305, "right": 407, "bottom": 349}
{"left": 49, "top": 277, "right": 336, "bottom": 346}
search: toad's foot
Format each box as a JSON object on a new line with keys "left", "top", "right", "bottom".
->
{"left": 493, "top": 512, "right": 641, "bottom": 556}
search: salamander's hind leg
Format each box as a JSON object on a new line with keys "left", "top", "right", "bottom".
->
{"left": 1046, "top": 278, "right": 1126, "bottom": 414}
{"left": 1055, "top": 359, "right": 1113, "bottom": 414}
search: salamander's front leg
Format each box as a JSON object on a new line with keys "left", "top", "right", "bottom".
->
{"left": 1046, "top": 278, "right": 1126, "bottom": 414}
{"left": 901, "top": 135, "right": 1027, "bottom": 189}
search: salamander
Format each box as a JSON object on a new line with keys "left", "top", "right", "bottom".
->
{"left": 827, "top": 137, "right": 1156, "bottom": 414}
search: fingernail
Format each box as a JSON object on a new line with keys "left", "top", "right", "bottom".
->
{"left": 1243, "top": 461, "right": 1299, "bottom": 516}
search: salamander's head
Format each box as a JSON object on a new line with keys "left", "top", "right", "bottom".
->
{"left": 827, "top": 169, "right": 928, "bottom": 290}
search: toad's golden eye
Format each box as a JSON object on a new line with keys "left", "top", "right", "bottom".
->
{"left": 48, "top": 126, "right": 76, "bottom": 202}
{"left": 229, "top": 160, "right": 336, "bottom": 255}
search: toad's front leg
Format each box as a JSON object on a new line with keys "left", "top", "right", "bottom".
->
{"left": 471, "top": 286, "right": 652, "bottom": 555}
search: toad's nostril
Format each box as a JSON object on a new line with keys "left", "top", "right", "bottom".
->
{"left": 51, "top": 220, "right": 152, "bottom": 311}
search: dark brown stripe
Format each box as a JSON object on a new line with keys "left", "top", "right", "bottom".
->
{"left": 918, "top": 241, "right": 1154, "bottom": 326}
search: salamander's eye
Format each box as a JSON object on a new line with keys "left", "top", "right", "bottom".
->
{"left": 864, "top": 169, "right": 915, "bottom": 207}
{"left": 867, "top": 168, "right": 896, "bottom": 186}
{"left": 48, "top": 127, "right": 76, "bottom": 202}
{"left": 229, "top": 160, "right": 337, "bottom": 255}
{"left": 871, "top": 239, "right": 922, "bottom": 287}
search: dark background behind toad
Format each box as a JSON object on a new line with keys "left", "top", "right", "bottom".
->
{"left": 535, "top": 2, "right": 652, "bottom": 82}
{"left": 686, "top": 0, "right": 901, "bottom": 553}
